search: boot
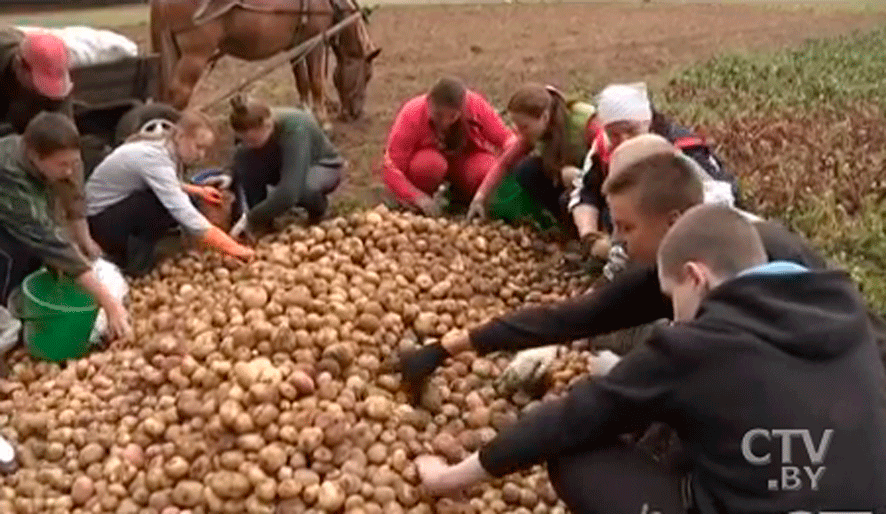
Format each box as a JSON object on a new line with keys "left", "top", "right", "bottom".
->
{"left": 123, "top": 235, "right": 159, "bottom": 278}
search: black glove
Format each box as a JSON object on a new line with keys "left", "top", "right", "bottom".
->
{"left": 398, "top": 342, "right": 449, "bottom": 406}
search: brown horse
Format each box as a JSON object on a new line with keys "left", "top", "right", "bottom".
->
{"left": 149, "top": 0, "right": 380, "bottom": 125}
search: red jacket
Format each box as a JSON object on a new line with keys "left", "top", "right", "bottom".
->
{"left": 381, "top": 91, "right": 516, "bottom": 206}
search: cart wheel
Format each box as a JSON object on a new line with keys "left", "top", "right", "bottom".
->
{"left": 114, "top": 102, "right": 181, "bottom": 145}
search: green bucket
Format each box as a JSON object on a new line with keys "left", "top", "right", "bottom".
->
{"left": 21, "top": 268, "right": 98, "bottom": 363}
{"left": 488, "top": 174, "right": 557, "bottom": 229}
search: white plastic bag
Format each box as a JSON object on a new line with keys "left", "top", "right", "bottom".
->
{"left": 16, "top": 26, "right": 138, "bottom": 68}
{"left": 702, "top": 179, "right": 737, "bottom": 208}
{"left": 89, "top": 259, "right": 129, "bottom": 345}
{"left": 0, "top": 306, "right": 21, "bottom": 356}
{"left": 0, "top": 434, "right": 15, "bottom": 473}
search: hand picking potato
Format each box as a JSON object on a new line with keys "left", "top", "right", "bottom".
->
{"left": 0, "top": 206, "right": 593, "bottom": 513}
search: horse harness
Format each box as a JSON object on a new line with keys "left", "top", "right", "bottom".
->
{"left": 183, "top": 0, "right": 362, "bottom": 66}
{"left": 191, "top": 0, "right": 363, "bottom": 28}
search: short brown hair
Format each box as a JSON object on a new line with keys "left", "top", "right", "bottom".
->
{"left": 229, "top": 94, "right": 271, "bottom": 132}
{"left": 658, "top": 204, "right": 767, "bottom": 281}
{"left": 428, "top": 77, "right": 466, "bottom": 110}
{"left": 603, "top": 152, "right": 703, "bottom": 216}
{"left": 23, "top": 112, "right": 80, "bottom": 158}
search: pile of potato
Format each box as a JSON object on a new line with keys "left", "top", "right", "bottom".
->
{"left": 0, "top": 206, "right": 594, "bottom": 514}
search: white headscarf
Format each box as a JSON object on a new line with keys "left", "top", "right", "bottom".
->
{"left": 597, "top": 82, "right": 652, "bottom": 126}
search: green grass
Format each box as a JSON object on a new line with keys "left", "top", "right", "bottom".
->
{"left": 659, "top": 25, "right": 886, "bottom": 310}
{"left": 660, "top": 26, "right": 886, "bottom": 123}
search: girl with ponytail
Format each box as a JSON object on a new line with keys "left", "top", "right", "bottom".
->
{"left": 227, "top": 93, "right": 343, "bottom": 238}
{"left": 468, "top": 83, "right": 595, "bottom": 229}
{"left": 86, "top": 109, "right": 254, "bottom": 277}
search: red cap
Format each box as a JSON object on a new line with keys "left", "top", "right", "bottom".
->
{"left": 19, "top": 32, "right": 72, "bottom": 100}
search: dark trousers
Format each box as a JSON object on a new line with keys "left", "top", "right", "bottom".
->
{"left": 514, "top": 156, "right": 567, "bottom": 217}
{"left": 88, "top": 190, "right": 177, "bottom": 277}
{"left": 231, "top": 144, "right": 342, "bottom": 225}
{"left": 513, "top": 155, "right": 613, "bottom": 233}
{"left": 513, "top": 155, "right": 586, "bottom": 235}
{"left": 548, "top": 440, "right": 690, "bottom": 514}
{"left": 0, "top": 226, "right": 41, "bottom": 305}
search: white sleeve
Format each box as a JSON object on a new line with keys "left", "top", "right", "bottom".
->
{"left": 139, "top": 148, "right": 213, "bottom": 235}
{"left": 568, "top": 145, "right": 597, "bottom": 212}
{"left": 679, "top": 153, "right": 736, "bottom": 208}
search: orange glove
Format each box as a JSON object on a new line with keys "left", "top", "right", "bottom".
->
{"left": 201, "top": 226, "right": 255, "bottom": 260}
{"left": 184, "top": 184, "right": 223, "bottom": 205}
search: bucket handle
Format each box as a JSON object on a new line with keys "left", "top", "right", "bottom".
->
{"left": 17, "top": 312, "right": 82, "bottom": 322}
{"left": 22, "top": 269, "right": 98, "bottom": 314}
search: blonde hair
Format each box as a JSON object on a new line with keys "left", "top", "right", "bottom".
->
{"left": 603, "top": 152, "right": 703, "bottom": 216}
{"left": 125, "top": 110, "right": 214, "bottom": 144}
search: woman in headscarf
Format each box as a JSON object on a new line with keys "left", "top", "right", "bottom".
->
{"left": 569, "top": 82, "right": 740, "bottom": 259}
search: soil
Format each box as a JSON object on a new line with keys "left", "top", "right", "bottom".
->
{"left": 110, "top": 2, "right": 886, "bottom": 210}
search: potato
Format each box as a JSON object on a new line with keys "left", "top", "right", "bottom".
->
{"left": 290, "top": 371, "right": 316, "bottom": 396}
{"left": 258, "top": 444, "right": 287, "bottom": 474}
{"left": 316, "top": 481, "right": 345, "bottom": 512}
{"left": 78, "top": 443, "right": 105, "bottom": 467}
{"left": 0, "top": 210, "right": 592, "bottom": 513}
{"left": 142, "top": 417, "right": 166, "bottom": 439}
{"left": 239, "top": 286, "right": 269, "bottom": 310}
{"left": 364, "top": 396, "right": 391, "bottom": 421}
{"left": 163, "top": 456, "right": 189, "bottom": 480}
{"left": 208, "top": 471, "right": 251, "bottom": 500}
{"left": 298, "top": 427, "right": 324, "bottom": 454}
{"left": 171, "top": 481, "right": 203, "bottom": 508}
{"left": 70, "top": 475, "right": 95, "bottom": 505}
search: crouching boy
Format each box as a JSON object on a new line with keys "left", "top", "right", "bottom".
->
{"left": 415, "top": 204, "right": 886, "bottom": 514}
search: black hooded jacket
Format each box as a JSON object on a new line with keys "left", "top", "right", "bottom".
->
{"left": 478, "top": 269, "right": 886, "bottom": 513}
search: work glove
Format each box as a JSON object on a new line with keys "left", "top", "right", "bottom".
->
{"left": 589, "top": 350, "right": 621, "bottom": 377}
{"left": 415, "top": 195, "right": 442, "bottom": 218}
{"left": 0, "top": 434, "right": 16, "bottom": 474}
{"left": 466, "top": 196, "right": 487, "bottom": 222}
{"left": 496, "top": 345, "right": 559, "bottom": 395}
{"left": 194, "top": 185, "right": 223, "bottom": 205}
{"left": 397, "top": 342, "right": 449, "bottom": 406}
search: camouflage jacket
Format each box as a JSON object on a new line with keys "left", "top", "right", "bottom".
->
{"left": 0, "top": 135, "right": 89, "bottom": 276}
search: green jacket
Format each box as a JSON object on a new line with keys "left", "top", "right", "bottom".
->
{"left": 245, "top": 108, "right": 342, "bottom": 227}
{"left": 535, "top": 100, "right": 596, "bottom": 170}
{"left": 0, "top": 135, "right": 89, "bottom": 276}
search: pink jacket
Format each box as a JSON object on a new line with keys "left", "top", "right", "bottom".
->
{"left": 381, "top": 91, "right": 516, "bottom": 205}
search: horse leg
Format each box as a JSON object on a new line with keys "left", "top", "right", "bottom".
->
{"left": 169, "top": 52, "right": 212, "bottom": 110}
{"left": 292, "top": 59, "right": 312, "bottom": 111}
{"left": 305, "top": 45, "right": 331, "bottom": 132}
